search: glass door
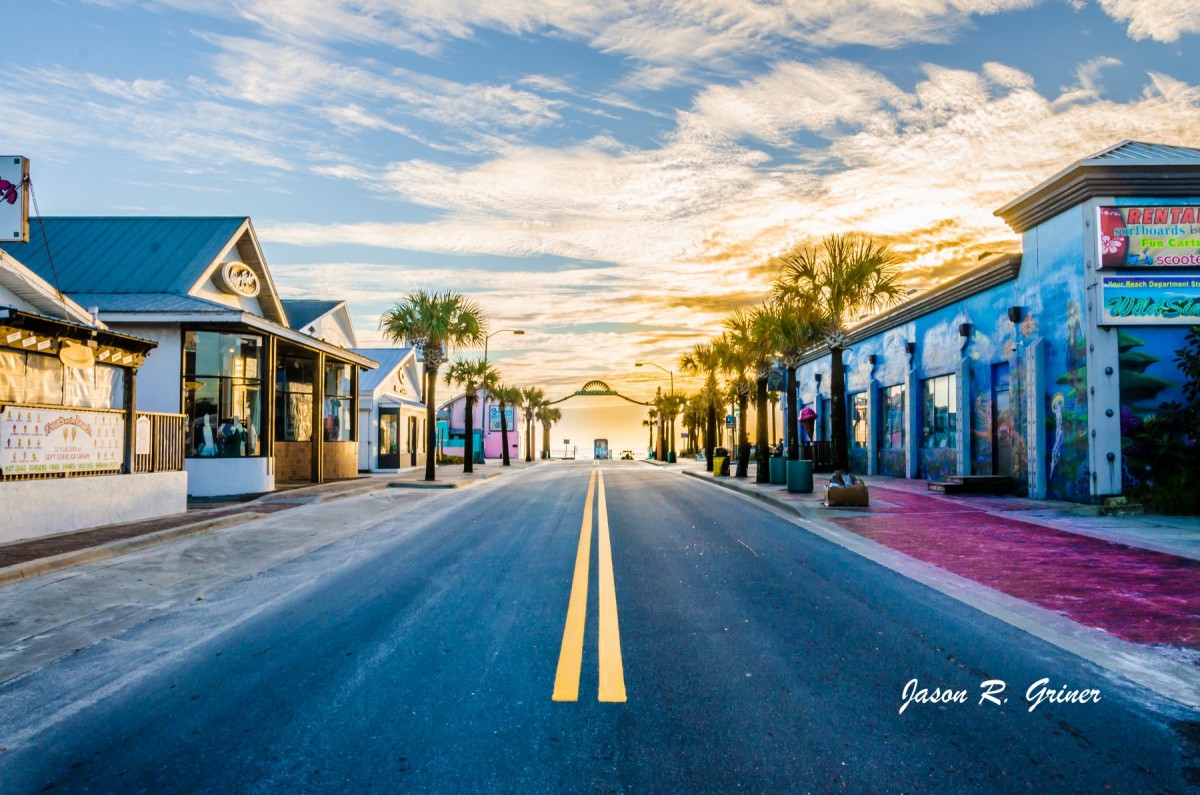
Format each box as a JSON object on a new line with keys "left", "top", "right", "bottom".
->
{"left": 378, "top": 408, "right": 400, "bottom": 469}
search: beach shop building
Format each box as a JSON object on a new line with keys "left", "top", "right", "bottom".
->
{"left": 0, "top": 217, "right": 376, "bottom": 498}
{"left": 786, "top": 140, "right": 1200, "bottom": 504}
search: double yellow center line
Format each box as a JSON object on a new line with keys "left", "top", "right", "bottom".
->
{"left": 552, "top": 467, "right": 627, "bottom": 703}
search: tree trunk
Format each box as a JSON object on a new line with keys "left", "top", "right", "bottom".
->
{"left": 542, "top": 422, "right": 551, "bottom": 459}
{"left": 463, "top": 393, "right": 475, "bottom": 474}
{"left": 705, "top": 401, "right": 716, "bottom": 471}
{"left": 755, "top": 375, "right": 769, "bottom": 483}
{"left": 500, "top": 402, "right": 511, "bottom": 466}
{"left": 424, "top": 368, "right": 438, "bottom": 481}
{"left": 736, "top": 387, "right": 750, "bottom": 478}
{"left": 830, "top": 346, "right": 849, "bottom": 471}
{"left": 657, "top": 421, "right": 665, "bottom": 462}
{"left": 786, "top": 364, "right": 799, "bottom": 461}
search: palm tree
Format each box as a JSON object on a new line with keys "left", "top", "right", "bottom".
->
{"left": 659, "top": 391, "right": 686, "bottom": 463}
{"left": 726, "top": 307, "right": 777, "bottom": 482}
{"left": 381, "top": 290, "right": 486, "bottom": 481}
{"left": 536, "top": 404, "right": 562, "bottom": 459}
{"left": 713, "top": 331, "right": 753, "bottom": 478}
{"left": 493, "top": 384, "right": 521, "bottom": 466}
{"left": 773, "top": 234, "right": 903, "bottom": 471}
{"left": 520, "top": 387, "right": 546, "bottom": 463}
{"left": 642, "top": 413, "right": 656, "bottom": 458}
{"left": 761, "top": 295, "right": 828, "bottom": 463}
{"left": 680, "top": 342, "right": 722, "bottom": 471}
{"left": 444, "top": 358, "right": 496, "bottom": 474}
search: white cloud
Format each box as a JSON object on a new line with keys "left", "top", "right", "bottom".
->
{"left": 1096, "top": 0, "right": 1200, "bottom": 42}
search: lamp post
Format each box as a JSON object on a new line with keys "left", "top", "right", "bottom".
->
{"left": 480, "top": 329, "right": 524, "bottom": 459}
{"left": 637, "top": 361, "right": 676, "bottom": 463}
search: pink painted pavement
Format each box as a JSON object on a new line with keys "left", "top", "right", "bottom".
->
{"left": 827, "top": 486, "right": 1200, "bottom": 650}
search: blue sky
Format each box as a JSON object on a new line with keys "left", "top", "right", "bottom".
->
{"left": 5, "top": 0, "right": 1200, "bottom": 398}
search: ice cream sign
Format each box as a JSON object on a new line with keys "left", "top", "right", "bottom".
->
{"left": 1099, "top": 206, "right": 1200, "bottom": 268}
{"left": 0, "top": 406, "right": 124, "bottom": 476}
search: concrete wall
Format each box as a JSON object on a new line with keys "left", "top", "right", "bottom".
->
{"left": 185, "top": 456, "right": 273, "bottom": 497}
{"left": 1, "top": 472, "right": 187, "bottom": 544}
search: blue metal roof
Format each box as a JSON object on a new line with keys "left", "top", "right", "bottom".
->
{"left": 281, "top": 299, "right": 343, "bottom": 330}
{"left": 354, "top": 347, "right": 416, "bottom": 393}
{"left": 1083, "top": 140, "right": 1200, "bottom": 165}
{"left": 0, "top": 217, "right": 247, "bottom": 295}
{"left": 71, "top": 292, "right": 234, "bottom": 314}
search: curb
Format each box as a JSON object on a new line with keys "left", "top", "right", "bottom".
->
{"left": 387, "top": 471, "right": 504, "bottom": 490}
{"left": 0, "top": 513, "right": 264, "bottom": 587}
{"left": 678, "top": 466, "right": 1200, "bottom": 708}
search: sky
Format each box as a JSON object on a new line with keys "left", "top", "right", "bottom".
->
{"left": 6, "top": 0, "right": 1200, "bottom": 404}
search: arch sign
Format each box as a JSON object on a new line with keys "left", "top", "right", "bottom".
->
{"left": 549, "top": 380, "right": 649, "bottom": 406}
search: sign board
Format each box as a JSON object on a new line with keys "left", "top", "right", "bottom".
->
{"left": 725, "top": 414, "right": 735, "bottom": 428}
{"left": 488, "top": 405, "right": 516, "bottom": 431}
{"left": 0, "top": 157, "right": 29, "bottom": 242}
{"left": 0, "top": 406, "right": 124, "bottom": 476}
{"left": 135, "top": 415, "right": 152, "bottom": 455}
{"left": 1100, "top": 274, "right": 1200, "bottom": 325}
{"left": 1099, "top": 205, "right": 1200, "bottom": 269}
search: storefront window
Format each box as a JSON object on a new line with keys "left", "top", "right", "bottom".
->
{"left": 880, "top": 384, "right": 905, "bottom": 449}
{"left": 0, "top": 348, "right": 123, "bottom": 408}
{"left": 920, "top": 374, "right": 957, "bottom": 449}
{"left": 850, "top": 393, "right": 869, "bottom": 448}
{"left": 183, "top": 331, "right": 263, "bottom": 457}
{"left": 276, "top": 355, "right": 313, "bottom": 442}
{"left": 324, "top": 361, "right": 353, "bottom": 442}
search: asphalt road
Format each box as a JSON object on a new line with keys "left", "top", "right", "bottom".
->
{"left": 0, "top": 462, "right": 1196, "bottom": 793}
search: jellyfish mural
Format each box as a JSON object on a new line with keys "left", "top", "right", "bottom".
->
{"left": 1049, "top": 392, "right": 1065, "bottom": 482}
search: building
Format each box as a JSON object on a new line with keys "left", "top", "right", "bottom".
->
{"left": 354, "top": 346, "right": 428, "bottom": 471}
{"left": 0, "top": 218, "right": 377, "bottom": 498}
{"left": 787, "top": 140, "right": 1200, "bottom": 504}
{"left": 1, "top": 249, "right": 183, "bottom": 542}
{"left": 439, "top": 389, "right": 523, "bottom": 462}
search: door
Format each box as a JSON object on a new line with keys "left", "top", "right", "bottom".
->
{"left": 992, "top": 363, "right": 1013, "bottom": 477}
{"left": 378, "top": 407, "right": 400, "bottom": 469}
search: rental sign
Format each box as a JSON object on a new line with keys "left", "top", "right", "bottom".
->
{"left": 1099, "top": 205, "right": 1200, "bottom": 268}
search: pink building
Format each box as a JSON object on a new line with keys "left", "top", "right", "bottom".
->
{"left": 439, "top": 389, "right": 523, "bottom": 461}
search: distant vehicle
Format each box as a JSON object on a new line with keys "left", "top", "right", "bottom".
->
{"left": 593, "top": 439, "right": 610, "bottom": 460}
{"left": 620, "top": 450, "right": 633, "bottom": 460}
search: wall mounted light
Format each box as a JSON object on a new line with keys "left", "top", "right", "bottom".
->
{"left": 868, "top": 354, "right": 878, "bottom": 366}
{"left": 1007, "top": 306, "right": 1022, "bottom": 323}
{"left": 958, "top": 322, "right": 972, "bottom": 337}
{"left": 905, "top": 341, "right": 916, "bottom": 356}
{"left": 814, "top": 373, "right": 822, "bottom": 385}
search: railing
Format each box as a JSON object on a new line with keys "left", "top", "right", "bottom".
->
{"left": 133, "top": 412, "right": 186, "bottom": 474}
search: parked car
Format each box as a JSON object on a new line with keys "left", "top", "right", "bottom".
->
{"left": 620, "top": 450, "right": 634, "bottom": 460}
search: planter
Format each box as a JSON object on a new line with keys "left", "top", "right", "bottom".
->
{"left": 786, "top": 459, "right": 813, "bottom": 493}
{"left": 769, "top": 456, "right": 785, "bottom": 484}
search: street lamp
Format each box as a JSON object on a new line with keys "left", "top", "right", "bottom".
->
{"left": 484, "top": 328, "right": 525, "bottom": 362}
{"left": 637, "top": 361, "right": 676, "bottom": 462}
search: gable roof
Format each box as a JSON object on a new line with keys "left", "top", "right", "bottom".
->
{"left": 281, "top": 299, "right": 343, "bottom": 331}
{"left": 996, "top": 140, "right": 1200, "bottom": 232}
{"left": 354, "top": 347, "right": 417, "bottom": 393}
{"left": 0, "top": 217, "right": 248, "bottom": 294}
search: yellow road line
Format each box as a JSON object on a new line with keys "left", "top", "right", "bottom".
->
{"left": 596, "top": 470, "right": 627, "bottom": 702}
{"left": 552, "top": 469, "right": 595, "bottom": 701}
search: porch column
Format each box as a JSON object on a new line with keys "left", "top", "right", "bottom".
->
{"left": 311, "top": 351, "right": 325, "bottom": 484}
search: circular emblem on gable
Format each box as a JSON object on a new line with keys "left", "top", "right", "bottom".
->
{"left": 214, "top": 261, "right": 261, "bottom": 297}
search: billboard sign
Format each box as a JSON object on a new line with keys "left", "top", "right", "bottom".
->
{"left": 488, "top": 405, "right": 515, "bottom": 431}
{"left": 1099, "top": 205, "right": 1200, "bottom": 268}
{"left": 0, "top": 157, "right": 29, "bottom": 242}
{"left": 0, "top": 406, "right": 125, "bottom": 476}
{"left": 1100, "top": 274, "right": 1200, "bottom": 325}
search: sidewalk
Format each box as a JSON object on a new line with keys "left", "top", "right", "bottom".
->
{"left": 0, "top": 460, "right": 543, "bottom": 586}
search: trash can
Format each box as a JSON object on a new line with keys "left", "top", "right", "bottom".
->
{"left": 769, "top": 456, "right": 785, "bottom": 484}
{"left": 713, "top": 447, "right": 730, "bottom": 477}
{"left": 786, "top": 458, "right": 813, "bottom": 493}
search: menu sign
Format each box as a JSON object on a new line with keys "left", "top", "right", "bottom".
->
{"left": 1099, "top": 206, "right": 1200, "bottom": 268}
{"left": 0, "top": 406, "right": 124, "bottom": 476}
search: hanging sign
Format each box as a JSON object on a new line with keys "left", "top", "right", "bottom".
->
{"left": 1099, "top": 206, "right": 1200, "bottom": 268}
{"left": 1100, "top": 274, "right": 1200, "bottom": 325}
{"left": 0, "top": 156, "right": 29, "bottom": 242}
{"left": 0, "top": 406, "right": 124, "bottom": 476}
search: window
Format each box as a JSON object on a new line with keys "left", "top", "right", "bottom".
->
{"left": 880, "top": 384, "right": 904, "bottom": 449}
{"left": 276, "top": 355, "right": 314, "bottom": 442}
{"left": 183, "top": 331, "right": 262, "bottom": 458}
{"left": 324, "top": 361, "right": 353, "bottom": 442}
{"left": 850, "top": 392, "right": 869, "bottom": 448}
{"left": 921, "top": 374, "right": 957, "bottom": 449}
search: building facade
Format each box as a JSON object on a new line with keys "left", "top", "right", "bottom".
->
{"left": 786, "top": 141, "right": 1200, "bottom": 504}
